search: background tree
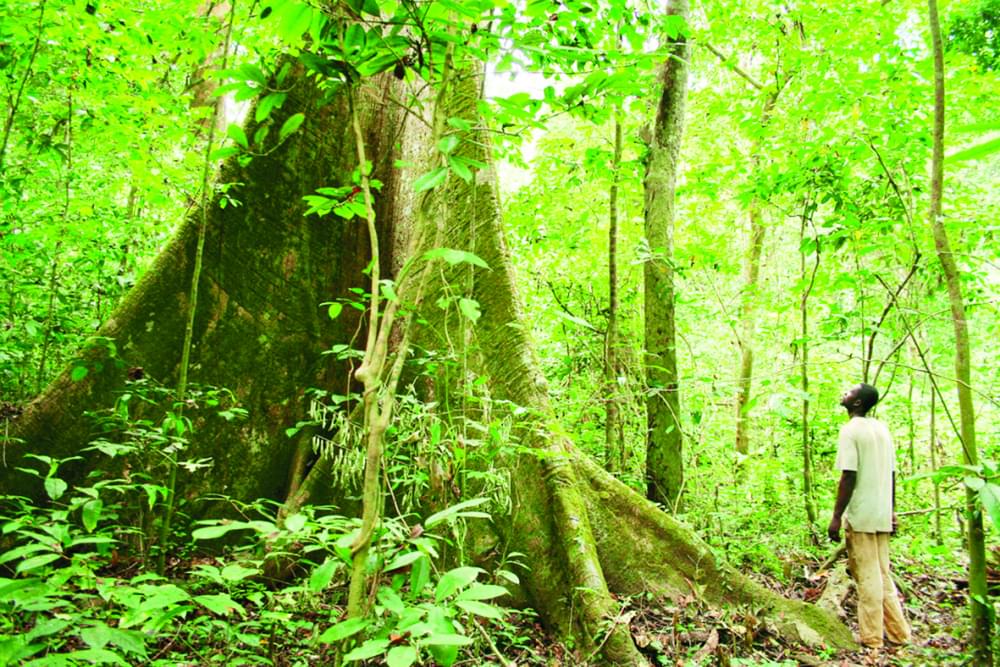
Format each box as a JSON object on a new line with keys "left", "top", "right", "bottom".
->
{"left": 643, "top": 0, "right": 689, "bottom": 510}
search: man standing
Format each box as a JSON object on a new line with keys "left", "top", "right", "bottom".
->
{"left": 827, "top": 383, "right": 912, "bottom": 649}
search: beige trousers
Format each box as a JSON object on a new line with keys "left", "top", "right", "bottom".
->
{"left": 845, "top": 522, "right": 912, "bottom": 648}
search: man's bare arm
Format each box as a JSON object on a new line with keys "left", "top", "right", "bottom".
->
{"left": 828, "top": 470, "right": 857, "bottom": 542}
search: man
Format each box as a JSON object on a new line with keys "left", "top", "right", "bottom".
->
{"left": 827, "top": 383, "right": 911, "bottom": 649}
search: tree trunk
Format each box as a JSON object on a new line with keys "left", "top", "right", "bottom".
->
{"left": 798, "top": 212, "right": 819, "bottom": 528}
{"left": 2, "top": 66, "right": 405, "bottom": 508}
{"left": 926, "top": 0, "right": 992, "bottom": 660}
{"left": 605, "top": 114, "right": 625, "bottom": 472}
{"left": 4, "top": 61, "right": 854, "bottom": 664}
{"left": 643, "top": 0, "right": 688, "bottom": 510}
{"left": 734, "top": 91, "right": 780, "bottom": 458}
{"left": 734, "top": 202, "right": 765, "bottom": 457}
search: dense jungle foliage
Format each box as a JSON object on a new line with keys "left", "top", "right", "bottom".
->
{"left": 2, "top": 0, "right": 1000, "bottom": 664}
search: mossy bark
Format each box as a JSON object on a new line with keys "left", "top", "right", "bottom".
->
{"left": 643, "top": 0, "right": 688, "bottom": 510}
{"left": 2, "top": 67, "right": 405, "bottom": 507}
{"left": 397, "top": 68, "right": 853, "bottom": 662}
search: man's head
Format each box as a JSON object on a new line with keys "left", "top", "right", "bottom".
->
{"left": 840, "top": 383, "right": 879, "bottom": 416}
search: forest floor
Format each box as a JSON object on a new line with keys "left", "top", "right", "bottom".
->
{"left": 491, "top": 550, "right": 974, "bottom": 667}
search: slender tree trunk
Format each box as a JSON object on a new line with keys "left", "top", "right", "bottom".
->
{"left": 930, "top": 388, "right": 943, "bottom": 546}
{"left": 0, "top": 0, "right": 46, "bottom": 171}
{"left": 643, "top": 0, "right": 689, "bottom": 510}
{"left": 926, "top": 0, "right": 992, "bottom": 659}
{"left": 734, "top": 203, "right": 765, "bottom": 456}
{"left": 734, "top": 92, "right": 780, "bottom": 457}
{"left": 605, "top": 114, "right": 624, "bottom": 472}
{"left": 906, "top": 359, "right": 916, "bottom": 474}
{"left": 799, "top": 214, "right": 818, "bottom": 527}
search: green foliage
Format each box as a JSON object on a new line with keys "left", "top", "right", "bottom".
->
{"left": 0, "top": 447, "right": 522, "bottom": 666}
{"left": 948, "top": 0, "right": 1000, "bottom": 70}
{"left": 3, "top": 0, "right": 1000, "bottom": 661}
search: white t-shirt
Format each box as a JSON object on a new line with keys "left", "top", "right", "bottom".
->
{"left": 835, "top": 416, "right": 895, "bottom": 533}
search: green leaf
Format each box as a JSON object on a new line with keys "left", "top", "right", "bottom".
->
{"left": 381, "top": 280, "right": 399, "bottom": 302}
{"left": 227, "top": 124, "right": 249, "bottom": 149}
{"left": 195, "top": 593, "right": 244, "bottom": 616}
{"left": 106, "top": 628, "right": 146, "bottom": 657}
{"left": 279, "top": 113, "right": 305, "bottom": 142}
{"left": 221, "top": 563, "right": 259, "bottom": 582}
{"left": 455, "top": 599, "right": 504, "bottom": 619}
{"left": 27, "top": 618, "right": 69, "bottom": 642}
{"left": 361, "top": 0, "right": 380, "bottom": 16}
{"left": 70, "top": 366, "right": 88, "bottom": 381}
{"left": 447, "top": 155, "right": 473, "bottom": 182}
{"left": 385, "top": 550, "right": 423, "bottom": 572}
{"left": 413, "top": 166, "right": 448, "bottom": 192}
{"left": 438, "top": 135, "right": 460, "bottom": 154}
{"left": 409, "top": 553, "right": 431, "bottom": 598}
{"left": 0, "top": 544, "right": 53, "bottom": 566}
{"left": 435, "top": 566, "right": 482, "bottom": 602}
{"left": 192, "top": 521, "right": 253, "bottom": 540}
{"left": 62, "top": 648, "right": 130, "bottom": 665}
{"left": 327, "top": 302, "right": 343, "bottom": 319}
{"left": 377, "top": 586, "right": 406, "bottom": 616}
{"left": 210, "top": 146, "right": 240, "bottom": 161}
{"left": 979, "top": 483, "right": 1000, "bottom": 530}
{"left": 284, "top": 513, "right": 307, "bottom": 533}
{"left": 458, "top": 297, "right": 481, "bottom": 322}
{"left": 255, "top": 92, "right": 287, "bottom": 123}
{"left": 964, "top": 476, "right": 985, "bottom": 491}
{"left": 309, "top": 558, "right": 338, "bottom": 593}
{"left": 456, "top": 583, "right": 508, "bottom": 601}
{"left": 344, "top": 638, "right": 389, "bottom": 661}
{"left": 422, "top": 248, "right": 489, "bottom": 269}
{"left": 318, "top": 616, "right": 370, "bottom": 643}
{"left": 948, "top": 137, "right": 1000, "bottom": 162}
{"left": 424, "top": 633, "right": 473, "bottom": 646}
{"left": 81, "top": 499, "right": 103, "bottom": 533}
{"left": 44, "top": 477, "right": 67, "bottom": 501}
{"left": 16, "top": 553, "right": 61, "bottom": 574}
{"left": 386, "top": 645, "right": 417, "bottom": 667}
{"left": 425, "top": 497, "right": 490, "bottom": 527}
{"left": 278, "top": 1, "right": 315, "bottom": 42}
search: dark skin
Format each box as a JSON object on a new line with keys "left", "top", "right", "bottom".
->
{"left": 827, "top": 384, "right": 898, "bottom": 543}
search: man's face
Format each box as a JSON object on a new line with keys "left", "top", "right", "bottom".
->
{"left": 840, "top": 384, "right": 862, "bottom": 408}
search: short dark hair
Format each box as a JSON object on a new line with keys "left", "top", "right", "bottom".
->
{"left": 856, "top": 383, "right": 879, "bottom": 414}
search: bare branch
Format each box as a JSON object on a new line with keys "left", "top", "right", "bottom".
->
{"left": 701, "top": 41, "right": 765, "bottom": 91}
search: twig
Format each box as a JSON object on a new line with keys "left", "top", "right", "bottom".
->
{"left": 867, "top": 259, "right": 920, "bottom": 383}
{"left": 701, "top": 41, "right": 765, "bottom": 91}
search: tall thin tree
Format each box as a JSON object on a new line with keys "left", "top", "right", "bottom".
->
{"left": 644, "top": 0, "right": 690, "bottom": 509}
{"left": 605, "top": 112, "right": 625, "bottom": 472}
{"left": 926, "top": 0, "right": 992, "bottom": 659}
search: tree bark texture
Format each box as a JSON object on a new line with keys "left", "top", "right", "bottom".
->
{"left": 643, "top": 0, "right": 688, "bottom": 510}
{"left": 405, "top": 66, "right": 852, "bottom": 661}
{"left": 2, "top": 66, "right": 405, "bottom": 507}
{"left": 926, "top": 0, "right": 992, "bottom": 660}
